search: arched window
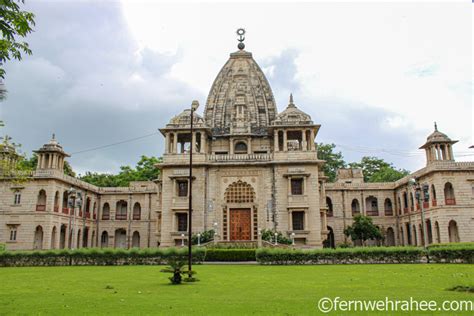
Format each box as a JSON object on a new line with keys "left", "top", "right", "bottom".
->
{"left": 116, "top": 201, "right": 127, "bottom": 220}
{"left": 51, "top": 226, "right": 57, "bottom": 249}
{"left": 403, "top": 192, "right": 408, "bottom": 213}
{"left": 366, "top": 196, "right": 378, "bottom": 216}
{"left": 13, "top": 190, "right": 21, "bottom": 205}
{"left": 351, "top": 199, "right": 360, "bottom": 216}
{"left": 397, "top": 197, "right": 402, "bottom": 216}
{"left": 448, "top": 220, "right": 460, "bottom": 243}
{"left": 225, "top": 180, "right": 255, "bottom": 203}
{"left": 102, "top": 203, "right": 110, "bottom": 220}
{"left": 101, "top": 231, "right": 109, "bottom": 248}
{"left": 34, "top": 225, "right": 43, "bottom": 250}
{"left": 36, "top": 190, "right": 47, "bottom": 211}
{"left": 386, "top": 227, "right": 395, "bottom": 246}
{"left": 431, "top": 184, "right": 437, "bottom": 206}
{"left": 444, "top": 182, "right": 455, "bottom": 205}
{"left": 85, "top": 197, "right": 91, "bottom": 218}
{"left": 53, "top": 191, "right": 60, "bottom": 212}
{"left": 384, "top": 198, "right": 393, "bottom": 216}
{"left": 62, "top": 191, "right": 69, "bottom": 213}
{"left": 133, "top": 202, "right": 141, "bottom": 220}
{"left": 326, "top": 197, "right": 333, "bottom": 217}
{"left": 93, "top": 202, "right": 97, "bottom": 219}
{"left": 234, "top": 141, "right": 248, "bottom": 154}
{"left": 434, "top": 221, "right": 441, "bottom": 244}
{"left": 409, "top": 192, "right": 415, "bottom": 211}
{"left": 412, "top": 225, "right": 417, "bottom": 246}
{"left": 114, "top": 229, "right": 127, "bottom": 248}
{"left": 132, "top": 231, "right": 140, "bottom": 248}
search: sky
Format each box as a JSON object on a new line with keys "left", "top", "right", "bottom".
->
{"left": 0, "top": 0, "right": 472, "bottom": 175}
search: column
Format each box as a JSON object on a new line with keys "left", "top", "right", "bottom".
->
{"left": 436, "top": 145, "right": 441, "bottom": 160}
{"left": 247, "top": 137, "right": 252, "bottom": 154}
{"left": 165, "top": 133, "right": 170, "bottom": 154}
{"left": 173, "top": 133, "right": 178, "bottom": 153}
{"left": 449, "top": 144, "right": 454, "bottom": 160}
{"left": 37, "top": 155, "right": 42, "bottom": 169}
{"left": 301, "top": 130, "right": 307, "bottom": 151}
{"left": 283, "top": 130, "right": 288, "bottom": 152}
{"left": 274, "top": 130, "right": 279, "bottom": 152}
{"left": 230, "top": 138, "right": 234, "bottom": 155}
{"left": 192, "top": 132, "right": 197, "bottom": 153}
{"left": 310, "top": 129, "right": 315, "bottom": 150}
{"left": 200, "top": 132, "right": 206, "bottom": 154}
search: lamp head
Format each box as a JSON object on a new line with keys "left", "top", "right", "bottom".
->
{"left": 408, "top": 178, "right": 417, "bottom": 186}
{"left": 191, "top": 100, "right": 199, "bottom": 111}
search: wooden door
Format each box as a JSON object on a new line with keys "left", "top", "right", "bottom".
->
{"left": 230, "top": 209, "right": 251, "bottom": 241}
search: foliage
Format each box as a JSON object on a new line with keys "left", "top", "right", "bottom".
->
{"left": 205, "top": 249, "right": 256, "bottom": 262}
{"left": 0, "top": 0, "right": 36, "bottom": 79}
{"left": 80, "top": 155, "right": 162, "bottom": 187}
{"left": 427, "top": 242, "right": 474, "bottom": 249}
{"left": 256, "top": 246, "right": 426, "bottom": 264}
{"left": 160, "top": 250, "right": 197, "bottom": 284}
{"left": 344, "top": 215, "right": 382, "bottom": 246}
{"left": 261, "top": 229, "right": 292, "bottom": 245}
{"left": 428, "top": 244, "right": 474, "bottom": 264}
{"left": 317, "top": 143, "right": 346, "bottom": 182}
{"left": 191, "top": 229, "right": 214, "bottom": 245}
{"left": 204, "top": 242, "right": 257, "bottom": 249}
{"left": 0, "top": 247, "right": 206, "bottom": 267}
{"left": 17, "top": 152, "right": 75, "bottom": 176}
{"left": 0, "top": 243, "right": 5, "bottom": 251}
{"left": 349, "top": 156, "right": 409, "bottom": 182}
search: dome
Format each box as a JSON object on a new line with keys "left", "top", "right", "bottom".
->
{"left": 420, "top": 123, "right": 458, "bottom": 149}
{"left": 273, "top": 94, "right": 313, "bottom": 126}
{"left": 35, "top": 134, "right": 70, "bottom": 156}
{"left": 204, "top": 50, "right": 277, "bottom": 136}
{"left": 166, "top": 109, "right": 205, "bottom": 128}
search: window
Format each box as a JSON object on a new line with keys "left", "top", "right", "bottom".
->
{"left": 234, "top": 141, "right": 247, "bottom": 153}
{"left": 177, "top": 213, "right": 188, "bottom": 232}
{"left": 291, "top": 178, "right": 303, "bottom": 195}
{"left": 326, "top": 197, "right": 333, "bottom": 217}
{"left": 102, "top": 203, "right": 110, "bottom": 220}
{"left": 177, "top": 180, "right": 188, "bottom": 197}
{"left": 9, "top": 226, "right": 17, "bottom": 241}
{"left": 13, "top": 191, "right": 21, "bottom": 205}
{"left": 116, "top": 200, "right": 127, "bottom": 220}
{"left": 133, "top": 202, "right": 141, "bottom": 220}
{"left": 225, "top": 180, "right": 255, "bottom": 203}
{"left": 292, "top": 211, "right": 304, "bottom": 231}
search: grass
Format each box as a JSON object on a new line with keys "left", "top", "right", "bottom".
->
{"left": 0, "top": 264, "right": 473, "bottom": 315}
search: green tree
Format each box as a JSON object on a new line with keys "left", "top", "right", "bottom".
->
{"left": 344, "top": 215, "right": 382, "bottom": 246}
{"left": 317, "top": 143, "right": 346, "bottom": 182}
{"left": 0, "top": 0, "right": 35, "bottom": 79}
{"left": 349, "top": 156, "right": 409, "bottom": 183}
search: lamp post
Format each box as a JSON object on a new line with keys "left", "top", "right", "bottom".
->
{"left": 67, "top": 187, "right": 82, "bottom": 249}
{"left": 197, "top": 233, "right": 201, "bottom": 246}
{"left": 181, "top": 234, "right": 185, "bottom": 247}
{"left": 188, "top": 100, "right": 199, "bottom": 278}
{"left": 274, "top": 232, "right": 278, "bottom": 246}
{"left": 408, "top": 178, "right": 428, "bottom": 249}
{"left": 291, "top": 232, "right": 296, "bottom": 246}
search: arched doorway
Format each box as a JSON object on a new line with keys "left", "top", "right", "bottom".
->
{"left": 114, "top": 229, "right": 127, "bottom": 248}
{"left": 76, "top": 230, "right": 81, "bottom": 249}
{"left": 426, "top": 220, "right": 433, "bottom": 245}
{"left": 386, "top": 227, "right": 395, "bottom": 246}
{"left": 82, "top": 227, "right": 89, "bottom": 248}
{"left": 59, "top": 225, "right": 67, "bottom": 249}
{"left": 224, "top": 181, "right": 256, "bottom": 241}
{"left": 101, "top": 231, "right": 109, "bottom": 248}
{"left": 448, "top": 220, "right": 459, "bottom": 243}
{"left": 51, "top": 226, "right": 57, "bottom": 249}
{"left": 33, "top": 226, "right": 43, "bottom": 250}
{"left": 435, "top": 221, "right": 441, "bottom": 243}
{"left": 412, "top": 225, "right": 417, "bottom": 246}
{"left": 324, "top": 226, "right": 335, "bottom": 248}
{"left": 132, "top": 231, "right": 140, "bottom": 248}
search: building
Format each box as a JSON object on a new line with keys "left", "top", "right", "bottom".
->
{"left": 1, "top": 33, "right": 473, "bottom": 250}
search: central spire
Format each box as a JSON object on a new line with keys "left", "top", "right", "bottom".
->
{"left": 236, "top": 28, "right": 245, "bottom": 50}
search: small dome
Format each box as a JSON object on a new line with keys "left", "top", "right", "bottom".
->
{"left": 35, "top": 134, "right": 70, "bottom": 156}
{"left": 273, "top": 94, "right": 313, "bottom": 126}
{"left": 167, "top": 109, "right": 205, "bottom": 128}
{"left": 419, "top": 123, "right": 458, "bottom": 149}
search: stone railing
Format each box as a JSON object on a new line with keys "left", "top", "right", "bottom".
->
{"left": 208, "top": 153, "right": 273, "bottom": 162}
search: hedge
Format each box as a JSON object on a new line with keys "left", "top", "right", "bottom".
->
{"left": 428, "top": 246, "right": 474, "bottom": 263}
{"left": 0, "top": 247, "right": 206, "bottom": 267}
{"left": 256, "top": 247, "right": 426, "bottom": 265}
{"left": 205, "top": 249, "right": 256, "bottom": 262}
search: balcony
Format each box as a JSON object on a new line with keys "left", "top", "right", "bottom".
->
{"left": 102, "top": 215, "right": 110, "bottom": 220}
{"left": 208, "top": 153, "right": 273, "bottom": 162}
{"left": 445, "top": 198, "right": 456, "bottom": 205}
{"left": 62, "top": 208, "right": 69, "bottom": 215}
{"left": 36, "top": 204, "right": 46, "bottom": 212}
{"left": 133, "top": 214, "right": 141, "bottom": 220}
{"left": 366, "top": 210, "right": 379, "bottom": 216}
{"left": 115, "top": 214, "right": 127, "bottom": 220}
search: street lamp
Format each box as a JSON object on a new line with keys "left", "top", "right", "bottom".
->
{"left": 181, "top": 234, "right": 185, "bottom": 247}
{"left": 188, "top": 100, "right": 199, "bottom": 279}
{"left": 197, "top": 233, "right": 201, "bottom": 246}
{"left": 291, "top": 232, "right": 296, "bottom": 246}
{"left": 408, "top": 178, "right": 429, "bottom": 249}
{"left": 274, "top": 232, "right": 278, "bottom": 246}
{"left": 67, "top": 187, "right": 82, "bottom": 249}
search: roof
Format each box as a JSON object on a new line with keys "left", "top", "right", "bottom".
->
{"left": 273, "top": 94, "right": 313, "bottom": 126}
{"left": 420, "top": 123, "right": 458, "bottom": 149}
{"left": 34, "top": 134, "right": 70, "bottom": 157}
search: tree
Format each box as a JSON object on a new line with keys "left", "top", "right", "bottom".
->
{"left": 349, "top": 156, "right": 409, "bottom": 183}
{"left": 344, "top": 215, "right": 382, "bottom": 246}
{"left": 0, "top": 0, "right": 35, "bottom": 79}
{"left": 317, "top": 143, "right": 346, "bottom": 182}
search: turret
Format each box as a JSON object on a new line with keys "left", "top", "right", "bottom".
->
{"left": 34, "top": 134, "right": 70, "bottom": 171}
{"left": 419, "top": 123, "right": 457, "bottom": 165}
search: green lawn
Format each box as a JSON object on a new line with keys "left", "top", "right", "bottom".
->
{"left": 0, "top": 264, "right": 473, "bottom": 315}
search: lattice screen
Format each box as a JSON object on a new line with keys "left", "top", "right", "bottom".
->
{"left": 224, "top": 180, "right": 255, "bottom": 203}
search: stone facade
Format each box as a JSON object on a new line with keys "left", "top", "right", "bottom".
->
{"left": 1, "top": 44, "right": 473, "bottom": 250}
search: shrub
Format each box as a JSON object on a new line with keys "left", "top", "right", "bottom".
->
{"left": 428, "top": 246, "right": 474, "bottom": 263}
{"left": 0, "top": 243, "right": 5, "bottom": 252}
{"left": 192, "top": 230, "right": 215, "bottom": 245}
{"left": 261, "top": 229, "right": 292, "bottom": 245}
{"left": 205, "top": 249, "right": 256, "bottom": 262}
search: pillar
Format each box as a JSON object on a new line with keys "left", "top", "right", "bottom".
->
{"left": 247, "top": 137, "right": 252, "bottom": 154}
{"left": 230, "top": 138, "right": 234, "bottom": 155}
{"left": 192, "top": 132, "right": 197, "bottom": 153}
{"left": 274, "top": 130, "right": 279, "bottom": 152}
{"left": 449, "top": 144, "right": 454, "bottom": 161}
{"left": 301, "top": 130, "right": 307, "bottom": 151}
{"left": 165, "top": 133, "right": 170, "bottom": 154}
{"left": 200, "top": 132, "right": 206, "bottom": 154}
{"left": 173, "top": 133, "right": 178, "bottom": 153}
{"left": 283, "top": 130, "right": 288, "bottom": 152}
{"left": 310, "top": 129, "right": 315, "bottom": 150}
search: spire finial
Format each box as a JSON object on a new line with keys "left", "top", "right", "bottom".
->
{"left": 289, "top": 93, "right": 294, "bottom": 105}
{"left": 236, "top": 28, "right": 245, "bottom": 50}
{"left": 52, "top": 133, "right": 56, "bottom": 140}
{"left": 434, "top": 122, "right": 438, "bottom": 132}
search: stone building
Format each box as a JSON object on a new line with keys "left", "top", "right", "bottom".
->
{"left": 1, "top": 37, "right": 473, "bottom": 250}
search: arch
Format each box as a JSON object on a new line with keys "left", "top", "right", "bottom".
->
{"left": 431, "top": 184, "right": 437, "bottom": 206}
{"left": 448, "top": 220, "right": 459, "bottom": 243}
{"left": 444, "top": 182, "right": 455, "bottom": 205}
{"left": 426, "top": 219, "right": 433, "bottom": 244}
{"left": 405, "top": 223, "right": 412, "bottom": 245}
{"left": 409, "top": 192, "right": 414, "bottom": 211}
{"left": 326, "top": 197, "right": 333, "bottom": 217}
{"left": 50, "top": 226, "right": 57, "bottom": 249}
{"left": 133, "top": 202, "right": 141, "bottom": 220}
{"left": 36, "top": 189, "right": 47, "bottom": 211}
{"left": 93, "top": 202, "right": 97, "bottom": 219}
{"left": 386, "top": 227, "right": 395, "bottom": 246}
{"left": 234, "top": 141, "right": 248, "bottom": 154}
{"left": 91, "top": 231, "right": 95, "bottom": 247}
{"left": 351, "top": 199, "right": 360, "bottom": 216}
{"left": 400, "top": 227, "right": 405, "bottom": 246}
{"left": 82, "top": 227, "right": 89, "bottom": 248}
{"left": 224, "top": 180, "right": 255, "bottom": 203}
{"left": 114, "top": 229, "right": 127, "bottom": 248}
{"left": 402, "top": 192, "right": 408, "bottom": 213}
{"left": 100, "top": 231, "right": 109, "bottom": 248}
{"left": 59, "top": 225, "right": 67, "bottom": 249}
{"left": 412, "top": 225, "right": 417, "bottom": 246}
{"left": 85, "top": 197, "right": 91, "bottom": 218}
{"left": 365, "top": 196, "right": 378, "bottom": 216}
{"left": 102, "top": 203, "right": 110, "bottom": 220}
{"left": 116, "top": 200, "right": 128, "bottom": 220}
{"left": 132, "top": 231, "right": 140, "bottom": 248}
{"left": 54, "top": 191, "right": 60, "bottom": 212}
{"left": 384, "top": 198, "right": 393, "bottom": 216}
{"left": 62, "top": 191, "right": 69, "bottom": 213}
{"left": 324, "top": 226, "right": 335, "bottom": 248}
{"left": 77, "top": 229, "right": 81, "bottom": 249}
{"left": 434, "top": 221, "right": 441, "bottom": 243}
{"left": 419, "top": 224, "right": 425, "bottom": 246}
{"left": 33, "top": 225, "right": 43, "bottom": 250}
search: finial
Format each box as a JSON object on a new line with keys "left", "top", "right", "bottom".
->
{"left": 236, "top": 28, "right": 245, "bottom": 50}
{"left": 52, "top": 133, "right": 56, "bottom": 140}
{"left": 434, "top": 122, "right": 438, "bottom": 132}
{"left": 289, "top": 93, "right": 294, "bottom": 105}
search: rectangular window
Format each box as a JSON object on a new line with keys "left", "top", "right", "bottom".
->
{"left": 9, "top": 226, "right": 17, "bottom": 241}
{"left": 13, "top": 192, "right": 21, "bottom": 205}
{"left": 177, "top": 180, "right": 188, "bottom": 197}
{"left": 292, "top": 211, "right": 305, "bottom": 231}
{"left": 177, "top": 213, "right": 188, "bottom": 232}
{"left": 291, "top": 179, "right": 303, "bottom": 195}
